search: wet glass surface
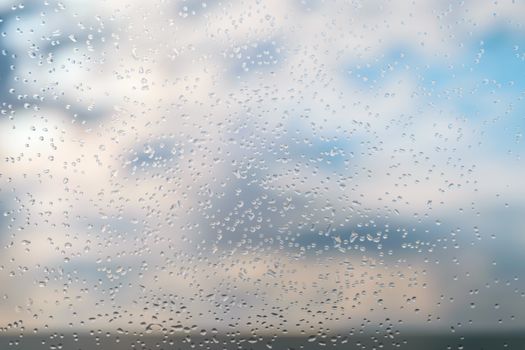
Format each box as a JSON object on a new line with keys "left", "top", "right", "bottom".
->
{"left": 1, "top": 0, "right": 525, "bottom": 349}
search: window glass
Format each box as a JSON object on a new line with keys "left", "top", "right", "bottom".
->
{"left": 1, "top": 0, "right": 524, "bottom": 349}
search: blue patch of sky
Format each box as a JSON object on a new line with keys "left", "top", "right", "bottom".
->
{"left": 0, "top": 3, "right": 110, "bottom": 122}
{"left": 280, "top": 136, "right": 352, "bottom": 170}
{"left": 276, "top": 113, "right": 366, "bottom": 172}
{"left": 128, "top": 140, "right": 177, "bottom": 171}
{"left": 228, "top": 110, "right": 361, "bottom": 177}
{"left": 176, "top": 0, "right": 217, "bottom": 19}
{"left": 344, "top": 27, "right": 525, "bottom": 154}
{"left": 0, "top": 6, "right": 34, "bottom": 102}
{"left": 280, "top": 214, "right": 458, "bottom": 257}
{"left": 296, "top": 0, "right": 322, "bottom": 12}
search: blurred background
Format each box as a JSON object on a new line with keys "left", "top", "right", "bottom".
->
{"left": 0, "top": 0, "right": 524, "bottom": 348}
